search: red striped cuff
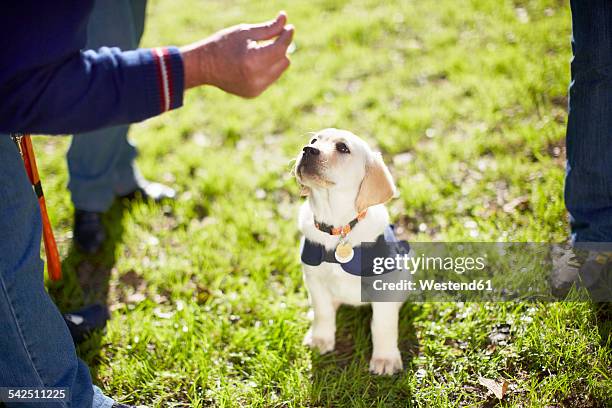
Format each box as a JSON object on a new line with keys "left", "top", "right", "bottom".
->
{"left": 152, "top": 47, "right": 177, "bottom": 113}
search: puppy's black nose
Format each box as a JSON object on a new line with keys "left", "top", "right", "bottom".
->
{"left": 303, "top": 146, "right": 320, "bottom": 156}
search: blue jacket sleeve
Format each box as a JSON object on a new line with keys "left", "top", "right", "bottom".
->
{"left": 0, "top": 46, "right": 184, "bottom": 135}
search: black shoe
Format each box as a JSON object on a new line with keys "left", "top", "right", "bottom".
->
{"left": 74, "top": 209, "right": 106, "bottom": 254}
{"left": 119, "top": 181, "right": 176, "bottom": 202}
{"left": 63, "top": 303, "right": 110, "bottom": 343}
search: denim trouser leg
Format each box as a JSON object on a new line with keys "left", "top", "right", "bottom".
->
{"left": 566, "top": 0, "right": 612, "bottom": 243}
{"left": 67, "top": 0, "right": 147, "bottom": 213}
{"left": 0, "top": 137, "right": 114, "bottom": 408}
{"left": 112, "top": 137, "right": 145, "bottom": 197}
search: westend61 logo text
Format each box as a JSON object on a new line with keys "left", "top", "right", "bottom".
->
{"left": 372, "top": 253, "right": 487, "bottom": 275}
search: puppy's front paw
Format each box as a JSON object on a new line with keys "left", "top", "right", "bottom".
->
{"left": 369, "top": 350, "right": 403, "bottom": 375}
{"left": 303, "top": 328, "right": 335, "bottom": 354}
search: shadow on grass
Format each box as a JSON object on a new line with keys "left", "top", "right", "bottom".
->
{"left": 310, "top": 303, "right": 419, "bottom": 407}
{"left": 47, "top": 199, "right": 128, "bottom": 378}
{"left": 595, "top": 302, "right": 612, "bottom": 348}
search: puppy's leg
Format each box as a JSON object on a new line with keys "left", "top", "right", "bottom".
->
{"left": 369, "top": 302, "right": 403, "bottom": 375}
{"left": 303, "top": 287, "right": 337, "bottom": 354}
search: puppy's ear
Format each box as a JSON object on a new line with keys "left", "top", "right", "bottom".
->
{"left": 300, "top": 185, "right": 311, "bottom": 196}
{"left": 355, "top": 152, "right": 396, "bottom": 212}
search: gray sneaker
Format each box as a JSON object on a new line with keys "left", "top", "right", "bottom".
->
{"left": 551, "top": 245, "right": 611, "bottom": 298}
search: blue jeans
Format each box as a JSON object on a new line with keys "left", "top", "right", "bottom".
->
{"left": 0, "top": 2, "right": 148, "bottom": 406}
{"left": 0, "top": 137, "right": 115, "bottom": 407}
{"left": 566, "top": 0, "right": 612, "bottom": 243}
{"left": 67, "top": 0, "right": 147, "bottom": 212}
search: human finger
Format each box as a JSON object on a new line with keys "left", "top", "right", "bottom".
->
{"left": 246, "top": 11, "right": 287, "bottom": 41}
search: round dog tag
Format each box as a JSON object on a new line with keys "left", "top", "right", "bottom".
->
{"left": 335, "top": 241, "right": 354, "bottom": 263}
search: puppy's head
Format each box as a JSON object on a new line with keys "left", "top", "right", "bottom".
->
{"left": 295, "top": 128, "right": 396, "bottom": 212}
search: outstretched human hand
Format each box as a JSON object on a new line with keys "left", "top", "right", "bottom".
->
{"left": 181, "top": 12, "right": 294, "bottom": 97}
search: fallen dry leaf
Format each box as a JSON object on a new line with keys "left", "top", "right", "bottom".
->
{"left": 126, "top": 292, "right": 146, "bottom": 304}
{"left": 485, "top": 344, "right": 497, "bottom": 355}
{"left": 478, "top": 377, "right": 509, "bottom": 400}
{"left": 502, "top": 195, "right": 529, "bottom": 214}
{"left": 153, "top": 307, "right": 175, "bottom": 319}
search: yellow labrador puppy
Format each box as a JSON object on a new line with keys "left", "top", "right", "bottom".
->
{"left": 295, "top": 128, "right": 403, "bottom": 375}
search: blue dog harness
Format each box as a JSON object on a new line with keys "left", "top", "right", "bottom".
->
{"left": 300, "top": 225, "right": 411, "bottom": 277}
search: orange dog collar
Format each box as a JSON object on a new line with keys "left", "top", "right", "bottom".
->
{"left": 314, "top": 209, "right": 368, "bottom": 236}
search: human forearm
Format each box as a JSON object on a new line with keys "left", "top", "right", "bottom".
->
{"left": 0, "top": 12, "right": 292, "bottom": 134}
{"left": 0, "top": 47, "right": 184, "bottom": 135}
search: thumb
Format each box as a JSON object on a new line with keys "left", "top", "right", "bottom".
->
{"left": 246, "top": 11, "right": 287, "bottom": 41}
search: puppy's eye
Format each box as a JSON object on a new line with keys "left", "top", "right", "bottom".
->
{"left": 336, "top": 142, "right": 350, "bottom": 154}
{"left": 310, "top": 138, "right": 317, "bottom": 144}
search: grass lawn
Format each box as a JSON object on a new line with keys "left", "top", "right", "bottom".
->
{"left": 34, "top": 0, "right": 611, "bottom": 406}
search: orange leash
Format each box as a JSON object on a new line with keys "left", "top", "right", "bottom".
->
{"left": 11, "top": 133, "right": 62, "bottom": 281}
